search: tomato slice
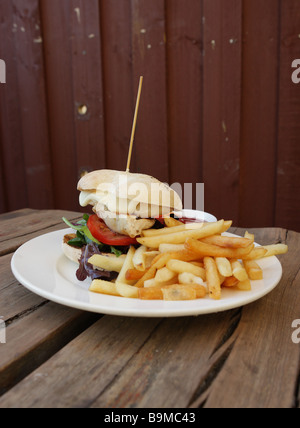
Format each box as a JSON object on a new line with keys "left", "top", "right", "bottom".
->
{"left": 87, "top": 215, "right": 137, "bottom": 246}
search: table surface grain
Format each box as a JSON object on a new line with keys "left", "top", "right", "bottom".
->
{"left": 0, "top": 209, "right": 299, "bottom": 409}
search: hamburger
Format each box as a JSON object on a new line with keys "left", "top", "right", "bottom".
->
{"left": 62, "top": 169, "right": 182, "bottom": 282}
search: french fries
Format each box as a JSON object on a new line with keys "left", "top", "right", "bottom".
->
{"left": 88, "top": 218, "right": 288, "bottom": 302}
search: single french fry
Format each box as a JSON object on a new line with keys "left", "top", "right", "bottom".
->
{"left": 163, "top": 283, "right": 207, "bottom": 300}
{"left": 134, "top": 265, "right": 157, "bottom": 288}
{"left": 155, "top": 267, "right": 177, "bottom": 284}
{"left": 242, "top": 247, "right": 268, "bottom": 260}
{"left": 142, "top": 220, "right": 208, "bottom": 237}
{"left": 204, "top": 257, "right": 221, "bottom": 300}
{"left": 222, "top": 276, "right": 239, "bottom": 288}
{"left": 116, "top": 282, "right": 139, "bottom": 298}
{"left": 220, "top": 220, "right": 233, "bottom": 233}
{"left": 215, "top": 257, "right": 232, "bottom": 277}
{"left": 137, "top": 220, "right": 225, "bottom": 248}
{"left": 188, "top": 283, "right": 207, "bottom": 299}
{"left": 200, "top": 235, "right": 253, "bottom": 249}
{"left": 88, "top": 254, "right": 126, "bottom": 273}
{"left": 185, "top": 238, "right": 254, "bottom": 259}
{"left": 141, "top": 223, "right": 189, "bottom": 237}
{"left": 139, "top": 287, "right": 163, "bottom": 300}
{"left": 144, "top": 251, "right": 160, "bottom": 268}
{"left": 162, "top": 284, "right": 197, "bottom": 301}
{"left": 144, "top": 278, "right": 157, "bottom": 288}
{"left": 116, "top": 246, "right": 136, "bottom": 285}
{"left": 237, "top": 279, "right": 252, "bottom": 291}
{"left": 243, "top": 260, "right": 263, "bottom": 280}
{"left": 164, "top": 217, "right": 183, "bottom": 227}
{"left": 132, "top": 245, "right": 147, "bottom": 271}
{"left": 125, "top": 268, "right": 149, "bottom": 282}
{"left": 159, "top": 243, "right": 185, "bottom": 253}
{"left": 244, "top": 231, "right": 255, "bottom": 242}
{"left": 231, "top": 259, "right": 249, "bottom": 282}
{"left": 167, "top": 259, "right": 206, "bottom": 280}
{"left": 89, "top": 280, "right": 120, "bottom": 296}
{"left": 178, "top": 272, "right": 207, "bottom": 289}
{"left": 261, "top": 244, "right": 288, "bottom": 258}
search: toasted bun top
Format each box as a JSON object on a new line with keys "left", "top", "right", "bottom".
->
{"left": 78, "top": 169, "right": 182, "bottom": 217}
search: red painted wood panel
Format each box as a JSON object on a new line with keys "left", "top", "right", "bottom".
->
{"left": 202, "top": 0, "right": 242, "bottom": 224}
{"left": 239, "top": 0, "right": 280, "bottom": 228}
{"left": 166, "top": 0, "right": 203, "bottom": 209}
{"left": 0, "top": 0, "right": 53, "bottom": 211}
{"left": 99, "top": 0, "right": 135, "bottom": 173}
{"left": 275, "top": 0, "right": 300, "bottom": 232}
{"left": 131, "top": 0, "right": 169, "bottom": 183}
{"left": 40, "top": 0, "right": 105, "bottom": 211}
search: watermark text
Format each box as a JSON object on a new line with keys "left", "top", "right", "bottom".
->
{"left": 0, "top": 59, "right": 6, "bottom": 84}
{"left": 291, "top": 59, "right": 300, "bottom": 84}
{"left": 0, "top": 318, "right": 6, "bottom": 344}
{"left": 291, "top": 319, "right": 300, "bottom": 344}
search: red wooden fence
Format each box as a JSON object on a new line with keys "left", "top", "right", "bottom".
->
{"left": 0, "top": 0, "right": 300, "bottom": 232}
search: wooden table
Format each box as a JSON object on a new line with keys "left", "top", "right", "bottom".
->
{"left": 0, "top": 209, "right": 299, "bottom": 409}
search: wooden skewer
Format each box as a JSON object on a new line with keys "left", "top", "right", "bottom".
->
{"left": 126, "top": 76, "right": 144, "bottom": 173}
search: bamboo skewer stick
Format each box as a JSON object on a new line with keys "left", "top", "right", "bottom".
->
{"left": 126, "top": 76, "right": 144, "bottom": 173}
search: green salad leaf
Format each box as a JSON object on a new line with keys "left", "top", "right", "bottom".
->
{"left": 62, "top": 215, "right": 102, "bottom": 247}
{"left": 62, "top": 215, "right": 124, "bottom": 257}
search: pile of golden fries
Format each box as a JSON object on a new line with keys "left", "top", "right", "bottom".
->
{"left": 88, "top": 218, "right": 288, "bottom": 301}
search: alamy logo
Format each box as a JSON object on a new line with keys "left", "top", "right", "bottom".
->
{"left": 0, "top": 59, "right": 6, "bottom": 84}
{"left": 0, "top": 318, "right": 6, "bottom": 344}
{"left": 291, "top": 59, "right": 300, "bottom": 84}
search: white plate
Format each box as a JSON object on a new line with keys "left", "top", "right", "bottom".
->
{"left": 11, "top": 212, "right": 282, "bottom": 318}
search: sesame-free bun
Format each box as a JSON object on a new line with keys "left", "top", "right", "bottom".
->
{"left": 77, "top": 169, "right": 183, "bottom": 219}
{"left": 62, "top": 234, "right": 81, "bottom": 264}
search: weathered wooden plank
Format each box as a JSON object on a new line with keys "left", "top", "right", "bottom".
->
{"left": 239, "top": 0, "right": 280, "bottom": 229}
{"left": 202, "top": 228, "right": 300, "bottom": 408}
{"left": 0, "top": 302, "right": 98, "bottom": 396}
{"left": 0, "top": 209, "right": 81, "bottom": 255}
{"left": 0, "top": 253, "right": 45, "bottom": 320}
{"left": 166, "top": 0, "right": 203, "bottom": 206}
{"left": 202, "top": 0, "right": 242, "bottom": 224}
{"left": 0, "top": 208, "right": 37, "bottom": 221}
{"left": 131, "top": 0, "right": 169, "bottom": 182}
{"left": 275, "top": 0, "right": 300, "bottom": 232}
{"left": 0, "top": 316, "right": 160, "bottom": 408}
{"left": 92, "top": 312, "right": 238, "bottom": 408}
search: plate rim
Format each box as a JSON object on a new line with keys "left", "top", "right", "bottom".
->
{"left": 11, "top": 212, "right": 283, "bottom": 318}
